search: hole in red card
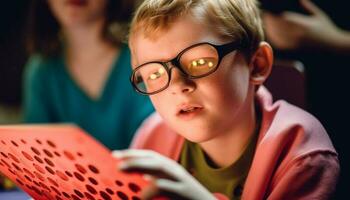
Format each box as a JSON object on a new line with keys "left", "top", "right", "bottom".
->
{"left": 132, "top": 196, "right": 141, "bottom": 200}
{"left": 56, "top": 170, "right": 69, "bottom": 181}
{"left": 100, "top": 191, "right": 112, "bottom": 200}
{"left": 1, "top": 158, "right": 11, "bottom": 168}
{"left": 47, "top": 177, "right": 58, "bottom": 187}
{"left": 8, "top": 153, "right": 20, "bottom": 163}
{"left": 106, "top": 188, "right": 114, "bottom": 195}
{"left": 54, "top": 151, "right": 61, "bottom": 157}
{"left": 23, "top": 167, "right": 35, "bottom": 178}
{"left": 47, "top": 140, "right": 57, "bottom": 148}
{"left": 88, "top": 177, "right": 98, "bottom": 185}
{"left": 86, "top": 184, "right": 97, "bottom": 194}
{"left": 34, "top": 171, "right": 45, "bottom": 181}
{"left": 24, "top": 175, "right": 32, "bottom": 182}
{"left": 64, "top": 150, "right": 75, "bottom": 161}
{"left": 128, "top": 182, "right": 141, "bottom": 193}
{"left": 1, "top": 152, "right": 8, "bottom": 158}
{"left": 31, "top": 147, "right": 41, "bottom": 156}
{"left": 44, "top": 158, "right": 55, "bottom": 167}
{"left": 34, "top": 155, "right": 44, "bottom": 164}
{"left": 62, "top": 191, "right": 70, "bottom": 198}
{"left": 11, "top": 140, "right": 19, "bottom": 147}
{"left": 43, "top": 149, "right": 53, "bottom": 158}
{"left": 36, "top": 139, "right": 42, "bottom": 145}
{"left": 65, "top": 170, "right": 73, "bottom": 177}
{"left": 16, "top": 178, "right": 24, "bottom": 186}
{"left": 22, "top": 151, "right": 34, "bottom": 161}
{"left": 74, "top": 189, "right": 84, "bottom": 198}
{"left": 45, "top": 166, "right": 55, "bottom": 175}
{"left": 71, "top": 194, "right": 81, "bottom": 200}
{"left": 51, "top": 186, "right": 61, "bottom": 196}
{"left": 75, "top": 163, "right": 87, "bottom": 174}
{"left": 115, "top": 180, "right": 124, "bottom": 186}
{"left": 74, "top": 171, "right": 85, "bottom": 181}
{"left": 33, "top": 163, "right": 45, "bottom": 174}
{"left": 88, "top": 164, "right": 99, "bottom": 174}
{"left": 84, "top": 192, "right": 96, "bottom": 200}
{"left": 117, "top": 191, "right": 129, "bottom": 200}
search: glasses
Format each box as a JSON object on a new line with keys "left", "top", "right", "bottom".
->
{"left": 130, "top": 40, "right": 243, "bottom": 95}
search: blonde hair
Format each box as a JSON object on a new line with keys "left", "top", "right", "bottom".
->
{"left": 129, "top": 0, "right": 264, "bottom": 57}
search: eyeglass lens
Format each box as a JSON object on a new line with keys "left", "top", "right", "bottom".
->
{"left": 132, "top": 43, "right": 219, "bottom": 94}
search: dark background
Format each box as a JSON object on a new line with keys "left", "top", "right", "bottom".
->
{"left": 0, "top": 0, "right": 348, "bottom": 199}
{"left": 0, "top": 1, "right": 29, "bottom": 106}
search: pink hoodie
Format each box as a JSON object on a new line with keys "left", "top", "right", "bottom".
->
{"left": 131, "top": 86, "right": 339, "bottom": 200}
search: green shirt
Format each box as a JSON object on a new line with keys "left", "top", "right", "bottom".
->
{"left": 179, "top": 135, "right": 258, "bottom": 200}
{"left": 23, "top": 45, "right": 154, "bottom": 150}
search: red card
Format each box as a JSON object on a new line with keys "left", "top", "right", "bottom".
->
{"left": 0, "top": 124, "right": 149, "bottom": 200}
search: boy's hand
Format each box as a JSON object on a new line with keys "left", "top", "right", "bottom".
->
{"left": 113, "top": 149, "right": 216, "bottom": 200}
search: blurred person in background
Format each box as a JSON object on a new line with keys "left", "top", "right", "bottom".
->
{"left": 263, "top": 0, "right": 350, "bottom": 53}
{"left": 262, "top": 0, "right": 349, "bottom": 198}
{"left": 22, "top": 0, "right": 154, "bottom": 150}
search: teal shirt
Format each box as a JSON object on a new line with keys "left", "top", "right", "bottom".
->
{"left": 23, "top": 45, "right": 154, "bottom": 150}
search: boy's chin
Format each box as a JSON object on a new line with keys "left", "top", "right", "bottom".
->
{"left": 179, "top": 130, "right": 217, "bottom": 143}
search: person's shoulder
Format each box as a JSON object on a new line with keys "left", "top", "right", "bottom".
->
{"left": 24, "top": 54, "right": 61, "bottom": 79}
{"left": 274, "top": 99, "right": 322, "bottom": 129}
{"left": 257, "top": 86, "right": 336, "bottom": 156}
{"left": 267, "top": 150, "right": 339, "bottom": 200}
{"left": 258, "top": 86, "right": 326, "bottom": 134}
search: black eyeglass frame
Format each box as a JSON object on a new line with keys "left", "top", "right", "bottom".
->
{"left": 130, "top": 40, "right": 244, "bottom": 95}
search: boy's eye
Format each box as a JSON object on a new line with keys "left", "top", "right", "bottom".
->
{"left": 148, "top": 67, "right": 166, "bottom": 81}
{"left": 189, "top": 58, "right": 215, "bottom": 68}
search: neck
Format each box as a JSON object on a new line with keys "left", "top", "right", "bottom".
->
{"left": 199, "top": 88, "right": 258, "bottom": 168}
{"left": 62, "top": 19, "right": 116, "bottom": 61}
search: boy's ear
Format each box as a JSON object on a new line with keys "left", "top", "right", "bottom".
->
{"left": 249, "top": 42, "right": 273, "bottom": 85}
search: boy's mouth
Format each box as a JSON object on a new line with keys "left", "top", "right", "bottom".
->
{"left": 176, "top": 104, "right": 204, "bottom": 119}
{"left": 179, "top": 107, "right": 202, "bottom": 114}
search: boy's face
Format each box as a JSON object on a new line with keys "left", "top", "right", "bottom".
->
{"left": 130, "top": 16, "right": 256, "bottom": 143}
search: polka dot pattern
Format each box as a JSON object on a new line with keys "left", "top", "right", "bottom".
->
{"left": 0, "top": 125, "right": 149, "bottom": 200}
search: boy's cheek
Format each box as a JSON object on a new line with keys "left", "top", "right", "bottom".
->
{"left": 150, "top": 95, "right": 170, "bottom": 112}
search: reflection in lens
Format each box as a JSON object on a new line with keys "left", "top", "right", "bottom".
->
{"left": 186, "top": 57, "right": 218, "bottom": 76}
{"left": 133, "top": 63, "right": 168, "bottom": 93}
{"left": 180, "top": 44, "right": 218, "bottom": 77}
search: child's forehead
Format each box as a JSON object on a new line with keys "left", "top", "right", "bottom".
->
{"left": 131, "top": 34, "right": 218, "bottom": 67}
{"left": 130, "top": 16, "right": 223, "bottom": 65}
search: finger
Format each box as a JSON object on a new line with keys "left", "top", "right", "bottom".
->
{"left": 156, "top": 178, "right": 183, "bottom": 193}
{"left": 112, "top": 149, "right": 157, "bottom": 159}
{"left": 299, "top": 0, "right": 324, "bottom": 15}
{"left": 154, "top": 179, "right": 194, "bottom": 199}
{"left": 118, "top": 157, "right": 181, "bottom": 181}
{"left": 282, "top": 11, "right": 309, "bottom": 25}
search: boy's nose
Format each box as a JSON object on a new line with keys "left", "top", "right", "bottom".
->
{"left": 169, "top": 68, "right": 196, "bottom": 95}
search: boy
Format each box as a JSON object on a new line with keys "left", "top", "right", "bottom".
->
{"left": 113, "top": 0, "right": 339, "bottom": 199}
